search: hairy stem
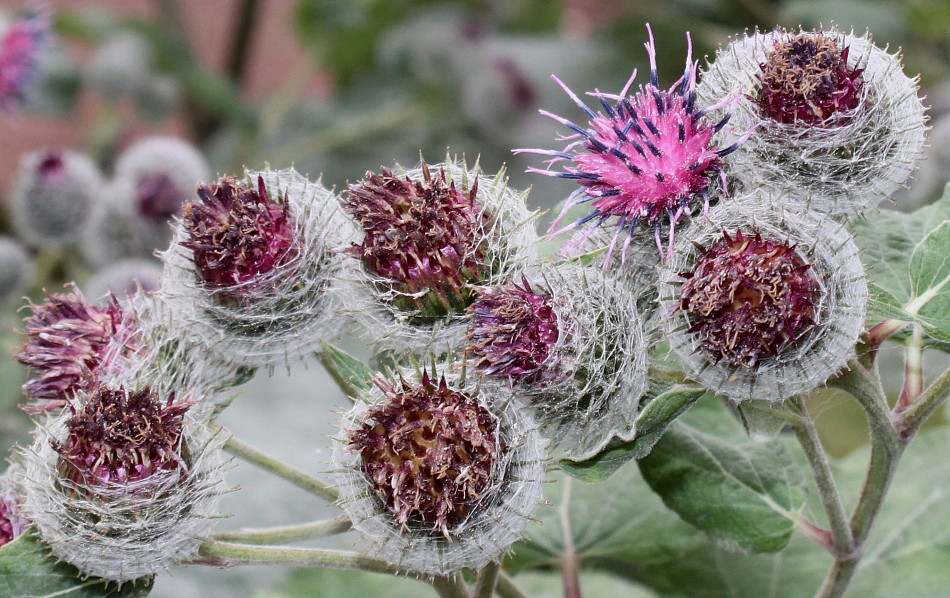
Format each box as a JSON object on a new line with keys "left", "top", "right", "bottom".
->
{"left": 898, "top": 366, "right": 950, "bottom": 442}
{"left": 496, "top": 571, "right": 529, "bottom": 598}
{"left": 788, "top": 397, "right": 853, "bottom": 556}
{"left": 194, "top": 541, "right": 395, "bottom": 574}
{"left": 473, "top": 562, "right": 501, "bottom": 598}
{"left": 211, "top": 516, "right": 351, "bottom": 545}
{"left": 218, "top": 426, "right": 339, "bottom": 502}
{"left": 646, "top": 364, "right": 689, "bottom": 384}
{"left": 895, "top": 325, "right": 924, "bottom": 414}
{"left": 559, "top": 478, "right": 582, "bottom": 598}
{"left": 432, "top": 574, "right": 470, "bottom": 598}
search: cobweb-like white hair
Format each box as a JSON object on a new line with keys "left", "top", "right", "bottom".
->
{"left": 697, "top": 27, "right": 927, "bottom": 216}
{"left": 657, "top": 195, "right": 868, "bottom": 402}
{"left": 330, "top": 365, "right": 546, "bottom": 576}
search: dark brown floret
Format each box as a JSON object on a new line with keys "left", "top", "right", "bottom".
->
{"left": 756, "top": 32, "right": 864, "bottom": 125}
{"left": 54, "top": 387, "right": 193, "bottom": 488}
{"left": 347, "top": 373, "right": 498, "bottom": 538}
{"left": 678, "top": 229, "right": 820, "bottom": 367}
{"left": 341, "top": 164, "right": 491, "bottom": 321}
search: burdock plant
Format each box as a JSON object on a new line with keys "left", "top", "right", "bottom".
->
{"left": 4, "top": 15, "right": 950, "bottom": 598}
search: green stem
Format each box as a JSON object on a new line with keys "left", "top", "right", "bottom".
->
{"left": 194, "top": 541, "right": 394, "bottom": 574}
{"left": 218, "top": 426, "right": 339, "bottom": 502}
{"left": 211, "top": 516, "right": 351, "bottom": 545}
{"left": 895, "top": 325, "right": 924, "bottom": 414}
{"left": 559, "top": 478, "right": 582, "bottom": 598}
{"left": 432, "top": 574, "right": 470, "bottom": 598}
{"left": 827, "top": 359, "right": 895, "bottom": 442}
{"left": 496, "top": 571, "right": 529, "bottom": 598}
{"left": 898, "top": 366, "right": 950, "bottom": 442}
{"left": 788, "top": 397, "right": 853, "bottom": 556}
{"left": 473, "top": 562, "right": 500, "bottom": 598}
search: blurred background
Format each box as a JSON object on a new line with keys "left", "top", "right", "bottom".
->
{"left": 0, "top": 0, "right": 948, "bottom": 596}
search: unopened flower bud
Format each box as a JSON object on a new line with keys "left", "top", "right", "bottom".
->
{"left": 658, "top": 194, "right": 868, "bottom": 402}
{"left": 0, "top": 465, "right": 26, "bottom": 548}
{"left": 9, "top": 149, "right": 103, "bottom": 247}
{"left": 698, "top": 27, "right": 927, "bottom": 216}
{"left": 339, "top": 157, "right": 537, "bottom": 354}
{"left": 161, "top": 167, "right": 347, "bottom": 365}
{"left": 85, "top": 258, "right": 163, "bottom": 303}
{"left": 22, "top": 385, "right": 226, "bottom": 582}
{"left": 0, "top": 235, "right": 32, "bottom": 306}
{"left": 333, "top": 365, "right": 545, "bottom": 575}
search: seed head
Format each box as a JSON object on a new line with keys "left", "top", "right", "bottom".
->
{"left": 54, "top": 387, "right": 192, "bottom": 488}
{"left": 333, "top": 365, "right": 546, "bottom": 575}
{"left": 342, "top": 164, "right": 490, "bottom": 321}
{"left": 182, "top": 175, "right": 297, "bottom": 303}
{"left": 467, "top": 277, "right": 560, "bottom": 382}
{"left": 518, "top": 25, "right": 750, "bottom": 259}
{"left": 678, "top": 229, "right": 820, "bottom": 367}
{"left": 0, "top": 8, "right": 49, "bottom": 110}
{"left": 756, "top": 32, "right": 864, "bottom": 125}
{"left": 348, "top": 373, "right": 499, "bottom": 538}
{"left": 16, "top": 286, "right": 128, "bottom": 413}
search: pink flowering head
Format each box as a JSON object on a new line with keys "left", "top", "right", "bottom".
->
{"left": 466, "top": 277, "right": 559, "bottom": 383}
{"left": 16, "top": 286, "right": 125, "bottom": 413}
{"left": 347, "top": 372, "right": 499, "bottom": 539}
{"left": 54, "top": 386, "right": 193, "bottom": 488}
{"left": 342, "top": 163, "right": 491, "bottom": 321}
{"left": 0, "top": 8, "right": 49, "bottom": 110}
{"left": 755, "top": 32, "right": 864, "bottom": 125}
{"left": 678, "top": 229, "right": 820, "bottom": 367}
{"left": 181, "top": 175, "right": 298, "bottom": 304}
{"left": 517, "top": 25, "right": 746, "bottom": 259}
{"left": 137, "top": 172, "right": 187, "bottom": 222}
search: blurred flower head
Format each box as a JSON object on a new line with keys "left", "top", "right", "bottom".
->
{"left": 518, "top": 25, "right": 750, "bottom": 260}
{"left": 0, "top": 7, "right": 49, "bottom": 110}
{"left": 0, "top": 235, "right": 32, "bottom": 307}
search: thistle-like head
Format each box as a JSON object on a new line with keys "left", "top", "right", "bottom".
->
{"left": 0, "top": 467, "right": 26, "bottom": 548}
{"left": 137, "top": 172, "right": 187, "bottom": 222}
{"left": 755, "top": 32, "right": 864, "bottom": 125}
{"left": 181, "top": 175, "right": 298, "bottom": 303}
{"left": 348, "top": 372, "right": 499, "bottom": 538}
{"left": 466, "top": 277, "right": 560, "bottom": 383}
{"left": 342, "top": 163, "right": 490, "bottom": 321}
{"left": 678, "top": 229, "right": 820, "bottom": 367}
{"left": 16, "top": 287, "right": 124, "bottom": 412}
{"left": 518, "top": 25, "right": 750, "bottom": 259}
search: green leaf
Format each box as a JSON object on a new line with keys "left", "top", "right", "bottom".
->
{"left": 559, "top": 385, "right": 705, "bottom": 482}
{"left": 0, "top": 530, "right": 152, "bottom": 597}
{"left": 509, "top": 462, "right": 706, "bottom": 573}
{"left": 316, "top": 341, "right": 374, "bottom": 400}
{"left": 622, "top": 425, "right": 950, "bottom": 597}
{"left": 852, "top": 185, "right": 950, "bottom": 348}
{"left": 638, "top": 396, "right": 806, "bottom": 553}
{"left": 908, "top": 221, "right": 950, "bottom": 342}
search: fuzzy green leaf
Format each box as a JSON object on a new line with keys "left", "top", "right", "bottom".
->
{"left": 908, "top": 221, "right": 950, "bottom": 342}
{"left": 625, "top": 425, "right": 950, "bottom": 597}
{"left": 316, "top": 341, "right": 373, "bottom": 400}
{"left": 509, "top": 461, "right": 706, "bottom": 573}
{"left": 559, "top": 385, "right": 705, "bottom": 482}
{"left": 0, "top": 530, "right": 152, "bottom": 597}
{"left": 638, "top": 396, "right": 806, "bottom": 553}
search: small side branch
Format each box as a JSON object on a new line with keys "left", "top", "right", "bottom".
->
{"left": 211, "top": 516, "right": 351, "bottom": 545}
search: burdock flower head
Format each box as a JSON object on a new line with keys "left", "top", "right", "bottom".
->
{"left": 10, "top": 149, "right": 103, "bottom": 248}
{"left": 466, "top": 264, "right": 649, "bottom": 460}
{"left": 0, "top": 7, "right": 49, "bottom": 110}
{"left": 339, "top": 156, "right": 537, "bottom": 354}
{"left": 161, "top": 167, "right": 347, "bottom": 365}
{"left": 516, "top": 24, "right": 752, "bottom": 259}
{"left": 332, "top": 365, "right": 545, "bottom": 576}
{"left": 697, "top": 27, "right": 927, "bottom": 216}
{"left": 658, "top": 193, "right": 867, "bottom": 402}
{"left": 22, "top": 385, "right": 226, "bottom": 582}
{"left": 16, "top": 285, "right": 135, "bottom": 413}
